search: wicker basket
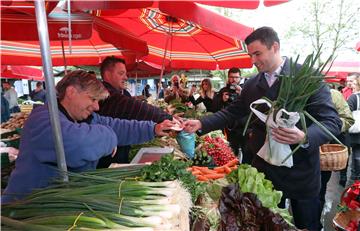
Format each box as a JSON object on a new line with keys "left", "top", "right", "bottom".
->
{"left": 333, "top": 185, "right": 360, "bottom": 230}
{"left": 319, "top": 144, "right": 348, "bottom": 171}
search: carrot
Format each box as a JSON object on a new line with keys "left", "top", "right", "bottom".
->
{"left": 191, "top": 170, "right": 202, "bottom": 175}
{"left": 186, "top": 167, "right": 193, "bottom": 171}
{"left": 224, "top": 166, "right": 232, "bottom": 174}
{"left": 225, "top": 158, "right": 239, "bottom": 167}
{"left": 199, "top": 168, "right": 217, "bottom": 175}
{"left": 214, "top": 167, "right": 225, "bottom": 173}
{"left": 196, "top": 175, "right": 209, "bottom": 181}
{"left": 204, "top": 173, "right": 225, "bottom": 180}
{"left": 192, "top": 166, "right": 210, "bottom": 171}
{"left": 230, "top": 165, "right": 238, "bottom": 170}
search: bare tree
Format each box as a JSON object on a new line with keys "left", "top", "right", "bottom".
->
{"left": 286, "top": 0, "right": 359, "bottom": 65}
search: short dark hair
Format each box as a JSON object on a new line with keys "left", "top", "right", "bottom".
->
{"left": 36, "top": 82, "right": 43, "bottom": 87}
{"left": 56, "top": 70, "right": 108, "bottom": 101}
{"left": 100, "top": 56, "right": 126, "bottom": 79}
{"left": 245, "top": 26, "right": 280, "bottom": 49}
{"left": 228, "top": 67, "right": 241, "bottom": 76}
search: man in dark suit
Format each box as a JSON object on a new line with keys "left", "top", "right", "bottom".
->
{"left": 184, "top": 27, "right": 341, "bottom": 231}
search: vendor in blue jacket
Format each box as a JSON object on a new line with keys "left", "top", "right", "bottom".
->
{"left": 2, "top": 70, "right": 175, "bottom": 203}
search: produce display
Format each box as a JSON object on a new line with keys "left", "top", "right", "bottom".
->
{"left": 2, "top": 165, "right": 192, "bottom": 231}
{"left": 1, "top": 112, "right": 29, "bottom": 131}
{"left": 188, "top": 159, "right": 239, "bottom": 182}
{"left": 218, "top": 184, "right": 297, "bottom": 230}
{"left": 141, "top": 154, "right": 204, "bottom": 203}
{"left": 226, "top": 164, "right": 293, "bottom": 224}
{"left": 199, "top": 132, "right": 237, "bottom": 166}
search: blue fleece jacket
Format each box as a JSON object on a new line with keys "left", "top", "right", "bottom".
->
{"left": 2, "top": 104, "right": 155, "bottom": 203}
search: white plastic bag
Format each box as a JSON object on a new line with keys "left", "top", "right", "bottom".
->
{"left": 250, "top": 99, "right": 300, "bottom": 168}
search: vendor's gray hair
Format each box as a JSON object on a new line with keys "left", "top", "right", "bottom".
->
{"left": 56, "top": 70, "right": 109, "bottom": 100}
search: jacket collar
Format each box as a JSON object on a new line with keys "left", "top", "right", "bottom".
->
{"left": 58, "top": 100, "right": 93, "bottom": 124}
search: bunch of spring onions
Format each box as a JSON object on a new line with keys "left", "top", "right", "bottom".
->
{"left": 2, "top": 167, "right": 192, "bottom": 231}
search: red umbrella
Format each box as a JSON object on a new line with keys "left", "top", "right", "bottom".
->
{"left": 94, "top": 8, "right": 253, "bottom": 71}
{"left": 195, "top": 0, "right": 289, "bottom": 9}
{"left": 1, "top": 10, "right": 148, "bottom": 66}
{"left": 356, "top": 41, "right": 360, "bottom": 52}
{"left": 1, "top": 65, "right": 44, "bottom": 81}
{"left": 1, "top": 0, "right": 58, "bottom": 15}
{"left": 324, "top": 60, "right": 360, "bottom": 82}
{"left": 127, "top": 61, "right": 171, "bottom": 78}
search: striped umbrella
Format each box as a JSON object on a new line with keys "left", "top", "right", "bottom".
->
{"left": 1, "top": 10, "right": 148, "bottom": 67}
{"left": 94, "top": 8, "right": 253, "bottom": 71}
{"left": 1, "top": 65, "right": 44, "bottom": 81}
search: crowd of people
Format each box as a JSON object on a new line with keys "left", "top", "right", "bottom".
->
{"left": 1, "top": 26, "right": 359, "bottom": 231}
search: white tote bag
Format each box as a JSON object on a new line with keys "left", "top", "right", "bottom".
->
{"left": 250, "top": 99, "right": 300, "bottom": 168}
{"left": 349, "top": 94, "right": 360, "bottom": 134}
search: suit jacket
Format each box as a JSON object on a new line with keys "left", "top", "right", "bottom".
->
{"left": 200, "top": 57, "right": 342, "bottom": 199}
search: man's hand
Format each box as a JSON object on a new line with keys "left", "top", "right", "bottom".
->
{"left": 183, "top": 120, "right": 202, "bottom": 133}
{"left": 154, "top": 119, "right": 176, "bottom": 136}
{"left": 235, "top": 85, "right": 242, "bottom": 94}
{"left": 271, "top": 127, "right": 306, "bottom": 145}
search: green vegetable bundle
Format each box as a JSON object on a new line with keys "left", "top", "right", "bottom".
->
{"left": 2, "top": 165, "right": 192, "bottom": 231}
{"left": 226, "top": 164, "right": 293, "bottom": 224}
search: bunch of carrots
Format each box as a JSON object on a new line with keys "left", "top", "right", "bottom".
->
{"left": 187, "top": 159, "right": 239, "bottom": 182}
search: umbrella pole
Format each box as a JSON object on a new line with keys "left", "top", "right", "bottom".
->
{"left": 34, "top": 0, "right": 68, "bottom": 182}
{"left": 61, "top": 40, "right": 68, "bottom": 74}
{"left": 159, "top": 32, "right": 171, "bottom": 84}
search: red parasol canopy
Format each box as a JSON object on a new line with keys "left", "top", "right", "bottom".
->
{"left": 1, "top": 65, "right": 44, "bottom": 81}
{"left": 94, "top": 8, "right": 253, "bottom": 70}
{"left": 127, "top": 61, "right": 170, "bottom": 78}
{"left": 1, "top": 10, "right": 148, "bottom": 67}
{"left": 324, "top": 60, "right": 360, "bottom": 82}
{"left": 356, "top": 41, "right": 360, "bottom": 52}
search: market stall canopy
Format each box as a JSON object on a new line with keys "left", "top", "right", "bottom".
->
{"left": 1, "top": 31, "right": 139, "bottom": 66}
{"left": 1, "top": 9, "right": 149, "bottom": 66}
{"left": 1, "top": 65, "right": 44, "bottom": 81}
{"left": 158, "top": 1, "right": 254, "bottom": 41}
{"left": 94, "top": 8, "right": 253, "bottom": 70}
{"left": 1, "top": 10, "right": 148, "bottom": 58}
{"left": 68, "top": 0, "right": 288, "bottom": 11}
{"left": 324, "top": 60, "right": 360, "bottom": 82}
{"left": 0, "top": 0, "right": 58, "bottom": 15}
{"left": 69, "top": 1, "right": 154, "bottom": 10}
{"left": 127, "top": 61, "right": 171, "bottom": 78}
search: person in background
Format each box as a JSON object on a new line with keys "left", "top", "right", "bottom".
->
{"left": 213, "top": 68, "right": 242, "bottom": 111}
{"left": 2, "top": 70, "right": 174, "bottom": 203}
{"left": 97, "top": 56, "right": 173, "bottom": 166}
{"left": 212, "top": 68, "right": 250, "bottom": 163}
{"left": 157, "top": 81, "right": 165, "bottom": 99}
{"left": 188, "top": 78, "right": 216, "bottom": 112}
{"left": 1, "top": 91, "right": 10, "bottom": 123}
{"left": 164, "top": 74, "right": 189, "bottom": 103}
{"left": 184, "top": 27, "right": 341, "bottom": 231}
{"left": 319, "top": 88, "right": 354, "bottom": 223}
{"left": 30, "top": 82, "right": 46, "bottom": 103}
{"left": 342, "top": 74, "right": 355, "bottom": 100}
{"left": 347, "top": 73, "right": 360, "bottom": 182}
{"left": 2, "top": 81, "right": 20, "bottom": 113}
{"left": 142, "top": 84, "right": 151, "bottom": 98}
